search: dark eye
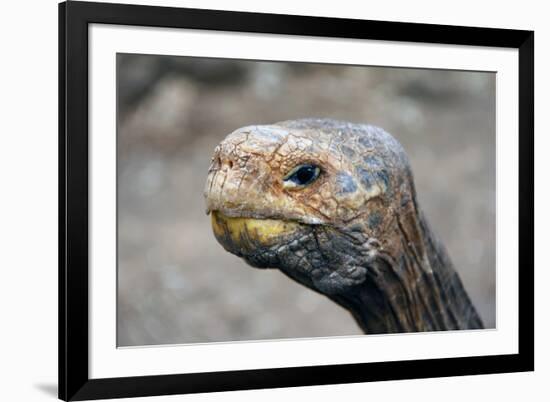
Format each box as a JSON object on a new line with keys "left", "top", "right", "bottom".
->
{"left": 283, "top": 164, "right": 321, "bottom": 189}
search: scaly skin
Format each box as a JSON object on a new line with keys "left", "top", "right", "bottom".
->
{"left": 204, "top": 118, "right": 483, "bottom": 333}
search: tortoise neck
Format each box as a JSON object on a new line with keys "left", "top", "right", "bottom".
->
{"left": 332, "top": 211, "right": 484, "bottom": 334}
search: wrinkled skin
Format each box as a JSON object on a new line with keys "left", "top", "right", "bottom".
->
{"left": 204, "top": 119, "right": 483, "bottom": 333}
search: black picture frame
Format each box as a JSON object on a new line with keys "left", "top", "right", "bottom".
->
{"left": 59, "top": 1, "right": 534, "bottom": 400}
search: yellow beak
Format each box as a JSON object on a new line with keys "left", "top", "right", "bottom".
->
{"left": 211, "top": 211, "right": 300, "bottom": 252}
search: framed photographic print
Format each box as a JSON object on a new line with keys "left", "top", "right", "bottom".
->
{"left": 59, "top": 1, "right": 534, "bottom": 400}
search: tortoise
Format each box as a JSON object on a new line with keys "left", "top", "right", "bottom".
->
{"left": 204, "top": 118, "right": 483, "bottom": 334}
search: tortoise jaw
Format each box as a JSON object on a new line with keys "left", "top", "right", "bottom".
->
{"left": 210, "top": 211, "right": 303, "bottom": 256}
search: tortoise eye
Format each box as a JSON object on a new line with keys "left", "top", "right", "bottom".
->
{"left": 283, "top": 164, "right": 320, "bottom": 189}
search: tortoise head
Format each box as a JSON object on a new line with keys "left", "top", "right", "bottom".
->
{"left": 204, "top": 119, "right": 416, "bottom": 296}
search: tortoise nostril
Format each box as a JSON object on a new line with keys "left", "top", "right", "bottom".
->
{"left": 218, "top": 157, "right": 234, "bottom": 171}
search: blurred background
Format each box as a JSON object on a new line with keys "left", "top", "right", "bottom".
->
{"left": 117, "top": 54, "right": 496, "bottom": 346}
